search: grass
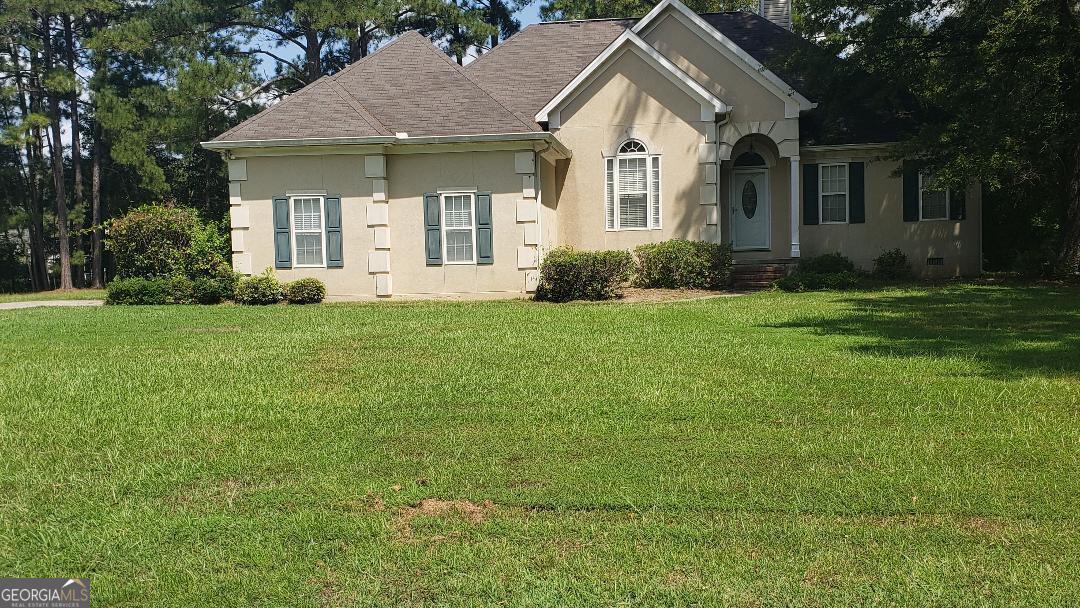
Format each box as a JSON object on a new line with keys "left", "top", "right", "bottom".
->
{"left": 0, "top": 288, "right": 105, "bottom": 303}
{"left": 0, "top": 283, "right": 1077, "bottom": 606}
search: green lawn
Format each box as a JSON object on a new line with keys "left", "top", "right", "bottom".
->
{"left": 1, "top": 284, "right": 1077, "bottom": 606}
{"left": 0, "top": 288, "right": 105, "bottom": 303}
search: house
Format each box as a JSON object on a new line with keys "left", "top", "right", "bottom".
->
{"left": 202, "top": 0, "right": 981, "bottom": 298}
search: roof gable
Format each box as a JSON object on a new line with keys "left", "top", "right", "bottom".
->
{"left": 632, "top": 0, "right": 812, "bottom": 118}
{"left": 535, "top": 29, "right": 729, "bottom": 128}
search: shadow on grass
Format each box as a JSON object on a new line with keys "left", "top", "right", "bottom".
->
{"left": 773, "top": 283, "right": 1080, "bottom": 379}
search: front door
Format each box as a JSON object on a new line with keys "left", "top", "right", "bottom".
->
{"left": 731, "top": 169, "right": 770, "bottom": 250}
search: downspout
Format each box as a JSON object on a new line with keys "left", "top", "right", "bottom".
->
{"left": 534, "top": 143, "right": 548, "bottom": 266}
{"left": 714, "top": 110, "right": 731, "bottom": 244}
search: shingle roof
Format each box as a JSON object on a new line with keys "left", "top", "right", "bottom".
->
{"left": 213, "top": 31, "right": 537, "bottom": 143}
{"left": 466, "top": 19, "right": 632, "bottom": 118}
{"left": 213, "top": 12, "right": 913, "bottom": 146}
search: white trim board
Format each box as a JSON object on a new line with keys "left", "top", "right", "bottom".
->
{"left": 535, "top": 29, "right": 729, "bottom": 127}
{"left": 632, "top": 0, "right": 814, "bottom": 119}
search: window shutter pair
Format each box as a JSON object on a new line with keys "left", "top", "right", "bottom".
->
{"left": 801, "top": 162, "right": 865, "bottom": 225}
{"left": 902, "top": 161, "right": 966, "bottom": 221}
{"left": 424, "top": 192, "right": 493, "bottom": 265}
{"left": 272, "top": 195, "right": 343, "bottom": 268}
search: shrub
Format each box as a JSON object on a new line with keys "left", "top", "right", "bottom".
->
{"left": 797, "top": 252, "right": 856, "bottom": 274}
{"left": 774, "top": 271, "right": 861, "bottom": 292}
{"left": 873, "top": 248, "right": 912, "bottom": 279}
{"left": 535, "top": 246, "right": 634, "bottom": 302}
{"left": 107, "top": 203, "right": 232, "bottom": 283}
{"left": 166, "top": 276, "right": 195, "bottom": 304}
{"left": 284, "top": 278, "right": 326, "bottom": 304}
{"left": 106, "top": 277, "right": 171, "bottom": 305}
{"left": 234, "top": 269, "right": 284, "bottom": 305}
{"left": 634, "top": 240, "right": 733, "bottom": 289}
{"left": 192, "top": 276, "right": 230, "bottom": 304}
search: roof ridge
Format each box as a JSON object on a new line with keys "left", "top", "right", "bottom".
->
{"left": 212, "top": 79, "right": 327, "bottom": 142}
{"left": 329, "top": 30, "right": 426, "bottom": 85}
{"left": 325, "top": 78, "right": 392, "bottom": 136}
{"left": 421, "top": 35, "right": 539, "bottom": 132}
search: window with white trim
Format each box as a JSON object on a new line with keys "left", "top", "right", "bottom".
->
{"left": 919, "top": 172, "right": 949, "bottom": 220}
{"left": 605, "top": 139, "right": 661, "bottom": 231}
{"left": 442, "top": 193, "right": 476, "bottom": 264}
{"left": 292, "top": 196, "right": 325, "bottom": 267}
{"left": 819, "top": 163, "right": 848, "bottom": 224}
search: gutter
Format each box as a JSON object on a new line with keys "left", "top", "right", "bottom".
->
{"left": 201, "top": 131, "right": 572, "bottom": 159}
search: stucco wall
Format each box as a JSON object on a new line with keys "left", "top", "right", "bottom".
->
{"left": 799, "top": 151, "right": 983, "bottom": 277}
{"left": 551, "top": 49, "right": 713, "bottom": 251}
{"left": 231, "top": 149, "right": 536, "bottom": 296}
{"left": 641, "top": 11, "right": 786, "bottom": 122}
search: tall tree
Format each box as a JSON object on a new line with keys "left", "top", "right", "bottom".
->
{"left": 41, "top": 11, "right": 73, "bottom": 289}
{"left": 540, "top": 0, "right": 753, "bottom": 20}
{"left": 797, "top": 0, "right": 1080, "bottom": 273}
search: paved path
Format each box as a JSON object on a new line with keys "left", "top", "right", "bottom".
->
{"left": 0, "top": 300, "right": 105, "bottom": 310}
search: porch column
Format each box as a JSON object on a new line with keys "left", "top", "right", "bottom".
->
{"left": 789, "top": 155, "right": 801, "bottom": 258}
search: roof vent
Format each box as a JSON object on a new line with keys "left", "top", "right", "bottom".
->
{"left": 757, "top": 0, "right": 792, "bottom": 30}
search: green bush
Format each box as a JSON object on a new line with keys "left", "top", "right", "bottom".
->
{"left": 107, "top": 203, "right": 232, "bottom": 282}
{"left": 774, "top": 271, "right": 862, "bottom": 292}
{"left": 284, "top": 278, "right": 326, "bottom": 304}
{"left": 797, "top": 252, "right": 856, "bottom": 274}
{"left": 106, "top": 277, "right": 171, "bottom": 305}
{"left": 634, "top": 240, "right": 733, "bottom": 289}
{"left": 106, "top": 275, "right": 204, "bottom": 304}
{"left": 234, "top": 269, "right": 284, "bottom": 305}
{"left": 873, "top": 248, "right": 912, "bottom": 279}
{"left": 535, "top": 246, "right": 634, "bottom": 303}
{"left": 192, "top": 275, "right": 235, "bottom": 304}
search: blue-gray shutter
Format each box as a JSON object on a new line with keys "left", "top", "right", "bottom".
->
{"left": 802, "top": 164, "right": 819, "bottom": 225}
{"left": 273, "top": 196, "right": 291, "bottom": 268}
{"left": 950, "top": 185, "right": 966, "bottom": 220}
{"left": 325, "top": 196, "right": 343, "bottom": 267}
{"left": 424, "top": 193, "right": 441, "bottom": 265}
{"left": 476, "top": 192, "right": 493, "bottom": 265}
{"left": 902, "top": 161, "right": 920, "bottom": 222}
{"left": 849, "top": 162, "right": 865, "bottom": 224}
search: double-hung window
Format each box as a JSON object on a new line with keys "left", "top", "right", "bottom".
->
{"left": 292, "top": 196, "right": 325, "bottom": 267}
{"left": 919, "top": 172, "right": 949, "bottom": 220}
{"left": 442, "top": 193, "right": 476, "bottom": 264}
{"left": 819, "top": 163, "right": 849, "bottom": 224}
{"left": 605, "top": 139, "right": 661, "bottom": 231}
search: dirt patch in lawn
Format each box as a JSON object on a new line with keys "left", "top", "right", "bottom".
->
{"left": 616, "top": 288, "right": 737, "bottom": 303}
{"left": 393, "top": 498, "right": 496, "bottom": 542}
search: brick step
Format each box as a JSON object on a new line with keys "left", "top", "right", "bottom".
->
{"left": 732, "top": 270, "right": 787, "bottom": 278}
{"left": 732, "top": 272, "right": 787, "bottom": 281}
{"left": 733, "top": 280, "right": 778, "bottom": 291}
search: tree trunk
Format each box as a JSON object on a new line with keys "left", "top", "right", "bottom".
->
{"left": 302, "top": 22, "right": 322, "bottom": 82}
{"left": 64, "top": 14, "right": 85, "bottom": 287}
{"left": 1058, "top": 142, "right": 1080, "bottom": 274}
{"left": 91, "top": 122, "right": 104, "bottom": 287}
{"left": 43, "top": 13, "right": 73, "bottom": 290}
{"left": 17, "top": 43, "right": 51, "bottom": 290}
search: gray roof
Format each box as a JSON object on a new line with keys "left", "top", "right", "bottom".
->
{"left": 466, "top": 19, "right": 632, "bottom": 118}
{"left": 213, "top": 12, "right": 898, "bottom": 146}
{"left": 213, "top": 31, "right": 537, "bottom": 143}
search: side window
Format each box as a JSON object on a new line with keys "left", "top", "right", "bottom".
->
{"left": 292, "top": 196, "right": 325, "bottom": 267}
{"left": 442, "top": 193, "right": 476, "bottom": 264}
{"left": 819, "top": 163, "right": 849, "bottom": 224}
{"left": 919, "top": 172, "right": 949, "bottom": 220}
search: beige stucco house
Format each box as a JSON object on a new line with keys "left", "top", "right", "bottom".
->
{"left": 202, "top": 0, "right": 981, "bottom": 298}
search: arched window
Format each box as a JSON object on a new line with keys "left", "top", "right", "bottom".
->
{"left": 605, "top": 140, "right": 661, "bottom": 231}
{"left": 734, "top": 151, "right": 766, "bottom": 167}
